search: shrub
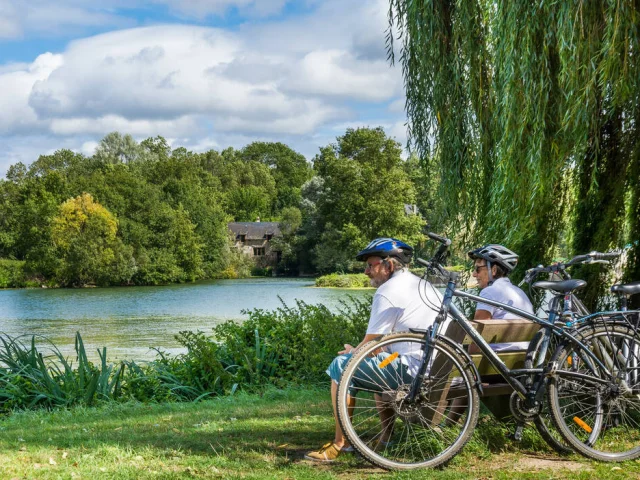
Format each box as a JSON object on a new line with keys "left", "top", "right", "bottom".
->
{"left": 315, "top": 273, "right": 371, "bottom": 288}
{"left": 0, "top": 259, "right": 28, "bottom": 288}
{"left": 0, "top": 333, "right": 124, "bottom": 413}
{"left": 251, "top": 266, "right": 273, "bottom": 277}
{"left": 212, "top": 296, "right": 371, "bottom": 386}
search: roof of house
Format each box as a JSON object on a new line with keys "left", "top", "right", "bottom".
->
{"left": 228, "top": 222, "right": 281, "bottom": 240}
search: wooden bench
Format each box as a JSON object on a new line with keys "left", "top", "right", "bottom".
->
{"left": 432, "top": 319, "right": 540, "bottom": 421}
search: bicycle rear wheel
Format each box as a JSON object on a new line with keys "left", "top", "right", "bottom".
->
{"left": 336, "top": 332, "right": 479, "bottom": 470}
{"left": 547, "top": 325, "right": 640, "bottom": 461}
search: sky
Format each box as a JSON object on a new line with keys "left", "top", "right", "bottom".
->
{"left": 0, "top": 0, "right": 408, "bottom": 176}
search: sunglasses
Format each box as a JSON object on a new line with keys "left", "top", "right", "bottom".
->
{"left": 473, "top": 265, "right": 488, "bottom": 273}
{"left": 365, "top": 260, "right": 384, "bottom": 271}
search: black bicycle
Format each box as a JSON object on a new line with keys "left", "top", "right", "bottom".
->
{"left": 521, "top": 253, "right": 640, "bottom": 454}
{"left": 336, "top": 233, "right": 640, "bottom": 470}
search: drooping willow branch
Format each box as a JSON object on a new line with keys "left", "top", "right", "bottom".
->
{"left": 388, "top": 0, "right": 640, "bottom": 307}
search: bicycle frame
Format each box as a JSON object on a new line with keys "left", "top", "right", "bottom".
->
{"left": 411, "top": 277, "right": 615, "bottom": 404}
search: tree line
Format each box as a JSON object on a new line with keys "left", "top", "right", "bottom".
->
{"left": 0, "top": 127, "right": 429, "bottom": 287}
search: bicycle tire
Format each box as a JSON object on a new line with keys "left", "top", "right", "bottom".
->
{"left": 547, "top": 325, "right": 640, "bottom": 461}
{"left": 336, "top": 332, "right": 479, "bottom": 470}
{"left": 524, "top": 329, "right": 573, "bottom": 454}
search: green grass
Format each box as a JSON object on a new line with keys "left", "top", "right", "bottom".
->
{"left": 1, "top": 386, "right": 638, "bottom": 479}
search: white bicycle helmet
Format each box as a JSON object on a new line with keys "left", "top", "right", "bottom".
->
{"left": 468, "top": 244, "right": 519, "bottom": 274}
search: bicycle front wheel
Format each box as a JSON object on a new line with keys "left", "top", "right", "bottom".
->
{"left": 547, "top": 325, "right": 640, "bottom": 461}
{"left": 336, "top": 332, "right": 479, "bottom": 470}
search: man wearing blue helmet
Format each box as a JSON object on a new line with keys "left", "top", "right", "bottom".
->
{"left": 305, "top": 238, "right": 441, "bottom": 462}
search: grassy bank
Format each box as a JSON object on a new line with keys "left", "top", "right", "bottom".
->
{"left": 315, "top": 273, "right": 372, "bottom": 288}
{"left": 0, "top": 386, "right": 636, "bottom": 479}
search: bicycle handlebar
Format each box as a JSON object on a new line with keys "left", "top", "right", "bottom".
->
{"left": 520, "top": 250, "right": 621, "bottom": 285}
{"left": 417, "top": 232, "right": 457, "bottom": 282}
{"left": 426, "top": 232, "right": 451, "bottom": 246}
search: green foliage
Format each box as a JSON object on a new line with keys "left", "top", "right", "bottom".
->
{"left": 250, "top": 265, "right": 273, "bottom": 277}
{"left": 212, "top": 297, "right": 371, "bottom": 386}
{"left": 239, "top": 142, "right": 312, "bottom": 213}
{"left": 0, "top": 333, "right": 124, "bottom": 413}
{"left": 0, "top": 259, "right": 27, "bottom": 288}
{"left": 49, "top": 192, "right": 133, "bottom": 287}
{"left": 133, "top": 331, "right": 233, "bottom": 402}
{"left": 315, "top": 273, "right": 371, "bottom": 288}
{"left": 308, "top": 127, "right": 425, "bottom": 273}
{"left": 0, "top": 136, "right": 230, "bottom": 286}
{"left": 0, "top": 127, "right": 440, "bottom": 283}
{"left": 388, "top": 1, "right": 640, "bottom": 296}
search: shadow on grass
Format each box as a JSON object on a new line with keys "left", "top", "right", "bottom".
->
{"left": 0, "top": 388, "right": 567, "bottom": 477}
{"left": 0, "top": 391, "right": 393, "bottom": 473}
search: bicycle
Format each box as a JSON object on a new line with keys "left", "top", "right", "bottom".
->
{"left": 521, "top": 254, "right": 640, "bottom": 453}
{"left": 336, "top": 233, "right": 640, "bottom": 470}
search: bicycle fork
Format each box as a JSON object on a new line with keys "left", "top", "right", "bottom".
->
{"left": 407, "top": 286, "right": 455, "bottom": 403}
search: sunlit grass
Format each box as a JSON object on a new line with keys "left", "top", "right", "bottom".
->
{"left": 1, "top": 386, "right": 637, "bottom": 479}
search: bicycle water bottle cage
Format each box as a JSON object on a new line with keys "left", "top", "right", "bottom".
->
{"left": 532, "top": 279, "right": 587, "bottom": 294}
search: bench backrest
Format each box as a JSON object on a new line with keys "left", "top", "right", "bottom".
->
{"left": 443, "top": 319, "right": 539, "bottom": 376}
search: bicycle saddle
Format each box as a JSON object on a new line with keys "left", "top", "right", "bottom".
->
{"left": 611, "top": 281, "right": 640, "bottom": 296}
{"left": 532, "top": 279, "right": 587, "bottom": 293}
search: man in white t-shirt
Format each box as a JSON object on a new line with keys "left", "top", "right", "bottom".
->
{"left": 305, "top": 238, "right": 441, "bottom": 462}
{"left": 468, "top": 244, "right": 534, "bottom": 352}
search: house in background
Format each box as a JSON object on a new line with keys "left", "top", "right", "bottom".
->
{"left": 228, "top": 220, "right": 282, "bottom": 266}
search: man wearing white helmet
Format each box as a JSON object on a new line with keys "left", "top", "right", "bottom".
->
{"left": 468, "top": 244, "right": 534, "bottom": 351}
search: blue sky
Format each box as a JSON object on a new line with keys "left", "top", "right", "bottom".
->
{"left": 0, "top": 0, "right": 407, "bottom": 175}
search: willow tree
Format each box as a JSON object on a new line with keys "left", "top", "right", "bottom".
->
{"left": 388, "top": 1, "right": 640, "bottom": 307}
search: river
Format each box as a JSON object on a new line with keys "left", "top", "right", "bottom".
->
{"left": 0, "top": 278, "right": 371, "bottom": 362}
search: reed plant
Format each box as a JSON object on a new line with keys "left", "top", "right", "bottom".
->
{"left": 0, "top": 333, "right": 124, "bottom": 412}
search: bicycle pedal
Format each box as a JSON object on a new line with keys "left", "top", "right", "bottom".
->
{"left": 511, "top": 426, "right": 524, "bottom": 442}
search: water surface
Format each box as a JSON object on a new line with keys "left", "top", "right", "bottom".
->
{"left": 0, "top": 278, "right": 371, "bottom": 361}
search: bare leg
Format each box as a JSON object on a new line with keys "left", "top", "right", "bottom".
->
{"left": 332, "top": 380, "right": 355, "bottom": 447}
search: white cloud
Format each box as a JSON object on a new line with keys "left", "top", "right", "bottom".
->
{"left": 0, "top": 0, "right": 292, "bottom": 40}
{"left": 50, "top": 114, "right": 199, "bottom": 137}
{"left": 80, "top": 140, "right": 99, "bottom": 156}
{"left": 0, "top": 0, "right": 407, "bottom": 170}
{"left": 284, "top": 49, "right": 401, "bottom": 101}
{"left": 388, "top": 97, "right": 405, "bottom": 114}
{"left": 0, "top": 52, "right": 63, "bottom": 134}
{"left": 0, "top": 0, "right": 21, "bottom": 39}
{"left": 0, "top": 1, "right": 131, "bottom": 40}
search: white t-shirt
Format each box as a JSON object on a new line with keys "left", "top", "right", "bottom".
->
{"left": 476, "top": 277, "right": 534, "bottom": 352}
{"left": 367, "top": 269, "right": 442, "bottom": 375}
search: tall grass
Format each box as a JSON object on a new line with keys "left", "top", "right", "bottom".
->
{"left": 0, "top": 333, "right": 124, "bottom": 411}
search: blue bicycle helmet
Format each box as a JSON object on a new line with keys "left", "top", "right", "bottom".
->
{"left": 355, "top": 238, "right": 413, "bottom": 264}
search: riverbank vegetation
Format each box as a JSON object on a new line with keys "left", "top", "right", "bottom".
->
{"left": 0, "top": 298, "right": 370, "bottom": 413}
{"left": 314, "top": 273, "right": 371, "bottom": 288}
{"left": 0, "top": 128, "right": 430, "bottom": 288}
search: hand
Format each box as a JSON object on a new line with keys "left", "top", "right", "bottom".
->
{"left": 339, "top": 344, "right": 355, "bottom": 355}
